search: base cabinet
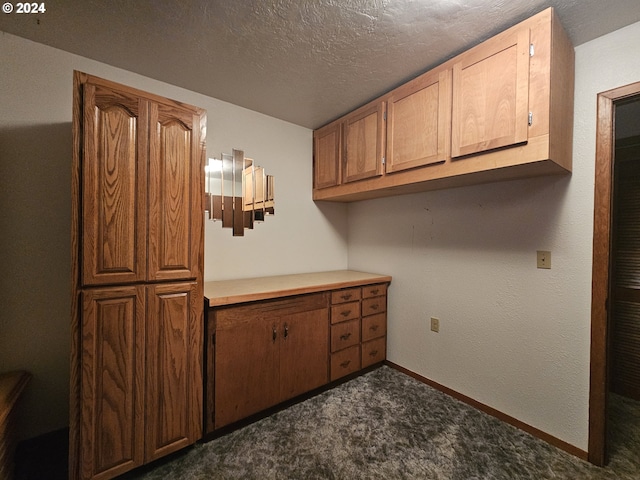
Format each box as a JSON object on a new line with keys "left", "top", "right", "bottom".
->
{"left": 211, "top": 293, "right": 329, "bottom": 430}
{"left": 204, "top": 273, "right": 391, "bottom": 435}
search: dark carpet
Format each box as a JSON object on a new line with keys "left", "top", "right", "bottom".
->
{"left": 120, "top": 366, "right": 639, "bottom": 479}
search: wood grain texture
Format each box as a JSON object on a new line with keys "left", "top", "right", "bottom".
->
{"left": 313, "top": 120, "right": 342, "bottom": 189}
{"left": 0, "top": 371, "right": 30, "bottom": 480}
{"left": 81, "top": 83, "right": 148, "bottom": 286}
{"left": 343, "top": 101, "right": 385, "bottom": 183}
{"left": 204, "top": 270, "right": 392, "bottom": 306}
{"left": 145, "top": 282, "right": 201, "bottom": 462}
{"left": 386, "top": 67, "right": 451, "bottom": 173}
{"left": 80, "top": 286, "right": 145, "bottom": 480}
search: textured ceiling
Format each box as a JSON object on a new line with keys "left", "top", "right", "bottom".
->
{"left": 1, "top": 0, "right": 639, "bottom": 129}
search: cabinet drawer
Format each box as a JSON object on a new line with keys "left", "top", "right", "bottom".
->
{"left": 362, "top": 337, "right": 386, "bottom": 368}
{"left": 331, "top": 301, "right": 360, "bottom": 324}
{"left": 331, "top": 288, "right": 361, "bottom": 304}
{"left": 362, "top": 297, "right": 386, "bottom": 317}
{"left": 362, "top": 313, "right": 386, "bottom": 342}
{"left": 362, "top": 283, "right": 387, "bottom": 299}
{"left": 331, "top": 345, "right": 361, "bottom": 381}
{"left": 331, "top": 319, "right": 360, "bottom": 353}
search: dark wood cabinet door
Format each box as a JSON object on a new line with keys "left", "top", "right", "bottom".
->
{"left": 145, "top": 282, "right": 202, "bottom": 462}
{"left": 214, "top": 307, "right": 280, "bottom": 429}
{"left": 80, "top": 286, "right": 145, "bottom": 480}
{"left": 148, "top": 103, "right": 204, "bottom": 282}
{"left": 81, "top": 83, "right": 148, "bottom": 286}
{"left": 279, "top": 308, "right": 329, "bottom": 400}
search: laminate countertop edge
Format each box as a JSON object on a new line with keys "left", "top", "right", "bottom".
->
{"left": 204, "top": 270, "right": 392, "bottom": 307}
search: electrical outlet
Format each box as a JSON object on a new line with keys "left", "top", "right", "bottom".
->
{"left": 537, "top": 250, "right": 551, "bottom": 269}
{"left": 430, "top": 317, "right": 440, "bottom": 333}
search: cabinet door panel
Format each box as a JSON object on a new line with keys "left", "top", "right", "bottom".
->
{"left": 386, "top": 69, "right": 452, "bottom": 173}
{"left": 280, "top": 308, "right": 329, "bottom": 401}
{"left": 145, "top": 282, "right": 202, "bottom": 462}
{"left": 148, "top": 103, "right": 204, "bottom": 281}
{"left": 314, "top": 120, "right": 342, "bottom": 189}
{"left": 214, "top": 311, "right": 279, "bottom": 429}
{"left": 80, "top": 286, "right": 145, "bottom": 479}
{"left": 81, "top": 84, "right": 148, "bottom": 286}
{"left": 344, "top": 102, "right": 385, "bottom": 183}
{"left": 452, "top": 28, "right": 530, "bottom": 158}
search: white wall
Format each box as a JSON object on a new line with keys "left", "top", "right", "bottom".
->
{"left": 346, "top": 20, "right": 640, "bottom": 452}
{"left": 0, "top": 31, "right": 348, "bottom": 440}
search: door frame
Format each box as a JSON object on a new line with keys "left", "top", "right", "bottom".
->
{"left": 589, "top": 80, "right": 640, "bottom": 465}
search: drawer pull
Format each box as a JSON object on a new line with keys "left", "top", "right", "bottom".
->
{"left": 340, "top": 360, "right": 351, "bottom": 368}
{"left": 341, "top": 293, "right": 352, "bottom": 300}
{"left": 369, "top": 350, "right": 378, "bottom": 356}
{"left": 370, "top": 289, "right": 379, "bottom": 295}
{"left": 370, "top": 325, "right": 379, "bottom": 331}
{"left": 340, "top": 332, "right": 352, "bottom": 341}
{"left": 370, "top": 304, "right": 379, "bottom": 310}
{"left": 340, "top": 310, "right": 352, "bottom": 317}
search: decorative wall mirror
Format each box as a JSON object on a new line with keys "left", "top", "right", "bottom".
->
{"left": 205, "top": 149, "right": 274, "bottom": 236}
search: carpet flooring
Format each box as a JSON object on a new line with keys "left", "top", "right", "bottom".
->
{"left": 119, "top": 366, "right": 639, "bottom": 480}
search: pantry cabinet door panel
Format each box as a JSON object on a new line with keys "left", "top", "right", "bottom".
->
{"left": 452, "top": 28, "right": 530, "bottom": 158}
{"left": 80, "top": 286, "right": 145, "bottom": 479}
{"left": 81, "top": 84, "right": 148, "bottom": 286}
{"left": 145, "top": 282, "right": 202, "bottom": 462}
{"left": 148, "top": 103, "right": 204, "bottom": 282}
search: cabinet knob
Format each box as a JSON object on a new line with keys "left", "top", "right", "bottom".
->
{"left": 272, "top": 327, "right": 277, "bottom": 342}
{"left": 284, "top": 323, "right": 289, "bottom": 339}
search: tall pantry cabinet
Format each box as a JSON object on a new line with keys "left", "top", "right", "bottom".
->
{"left": 70, "top": 72, "right": 206, "bottom": 480}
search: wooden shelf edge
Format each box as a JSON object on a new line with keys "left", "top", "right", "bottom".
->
{"left": 0, "top": 371, "right": 31, "bottom": 427}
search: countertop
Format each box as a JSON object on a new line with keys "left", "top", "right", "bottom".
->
{"left": 204, "top": 270, "right": 392, "bottom": 307}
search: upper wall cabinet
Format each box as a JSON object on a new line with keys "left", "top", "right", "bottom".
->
{"left": 312, "top": 7, "right": 574, "bottom": 202}
{"left": 343, "top": 101, "right": 386, "bottom": 183}
{"left": 387, "top": 67, "right": 452, "bottom": 173}
{"left": 313, "top": 119, "right": 342, "bottom": 189}
{"left": 451, "top": 28, "right": 530, "bottom": 158}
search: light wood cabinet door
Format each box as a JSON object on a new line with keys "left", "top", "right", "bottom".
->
{"left": 452, "top": 27, "right": 531, "bottom": 158}
{"left": 145, "top": 282, "right": 202, "bottom": 462}
{"left": 313, "top": 120, "right": 342, "bottom": 189}
{"left": 279, "top": 308, "right": 329, "bottom": 400}
{"left": 148, "top": 103, "right": 204, "bottom": 282}
{"left": 386, "top": 68, "right": 452, "bottom": 173}
{"left": 343, "top": 101, "right": 385, "bottom": 183}
{"left": 81, "top": 84, "right": 148, "bottom": 286}
{"left": 80, "top": 286, "right": 145, "bottom": 480}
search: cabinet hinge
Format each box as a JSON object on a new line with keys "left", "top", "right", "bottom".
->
{"left": 382, "top": 156, "right": 386, "bottom": 166}
{"left": 530, "top": 44, "right": 534, "bottom": 57}
{"left": 528, "top": 112, "right": 533, "bottom": 126}
{"left": 383, "top": 111, "right": 387, "bottom": 121}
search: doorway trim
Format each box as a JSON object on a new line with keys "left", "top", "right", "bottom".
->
{"left": 589, "top": 80, "right": 640, "bottom": 466}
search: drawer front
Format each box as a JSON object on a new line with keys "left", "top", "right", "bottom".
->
{"left": 362, "top": 337, "right": 386, "bottom": 368}
{"left": 361, "top": 313, "right": 386, "bottom": 342}
{"left": 330, "top": 345, "right": 361, "bottom": 381}
{"left": 331, "top": 301, "right": 360, "bottom": 324}
{"left": 331, "top": 319, "right": 360, "bottom": 353}
{"left": 331, "top": 288, "right": 361, "bottom": 304}
{"left": 362, "top": 283, "right": 387, "bottom": 299}
{"left": 362, "top": 296, "right": 386, "bottom": 317}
